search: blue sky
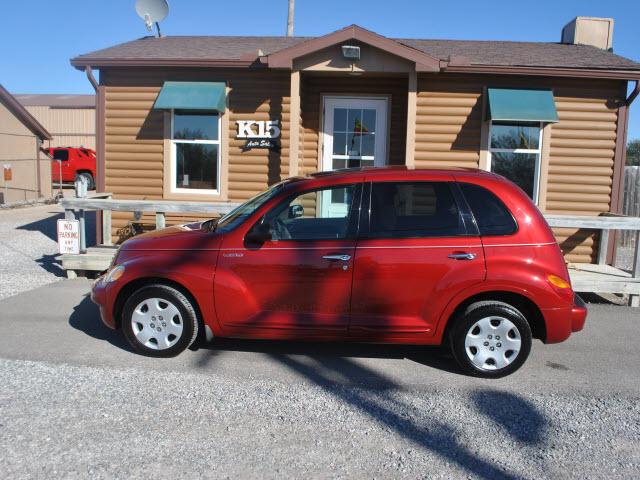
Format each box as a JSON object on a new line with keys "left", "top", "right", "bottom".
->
{"left": 1, "top": 0, "right": 639, "bottom": 139}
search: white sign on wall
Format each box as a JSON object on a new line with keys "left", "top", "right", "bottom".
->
{"left": 57, "top": 219, "right": 80, "bottom": 254}
{"left": 236, "top": 120, "right": 281, "bottom": 151}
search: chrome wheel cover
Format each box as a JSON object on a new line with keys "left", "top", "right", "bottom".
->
{"left": 464, "top": 316, "right": 522, "bottom": 371}
{"left": 130, "top": 298, "right": 183, "bottom": 350}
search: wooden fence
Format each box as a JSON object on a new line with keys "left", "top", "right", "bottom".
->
{"left": 621, "top": 166, "right": 640, "bottom": 246}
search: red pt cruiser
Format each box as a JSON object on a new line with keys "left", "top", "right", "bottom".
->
{"left": 92, "top": 168, "right": 586, "bottom": 378}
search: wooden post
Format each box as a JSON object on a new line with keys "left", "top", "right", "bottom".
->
{"left": 102, "top": 209, "right": 112, "bottom": 246}
{"left": 287, "top": 0, "right": 295, "bottom": 36}
{"left": 598, "top": 229, "right": 609, "bottom": 265}
{"left": 79, "top": 209, "right": 86, "bottom": 253}
{"left": 289, "top": 70, "right": 300, "bottom": 177}
{"left": 156, "top": 212, "right": 166, "bottom": 230}
{"left": 405, "top": 70, "right": 417, "bottom": 168}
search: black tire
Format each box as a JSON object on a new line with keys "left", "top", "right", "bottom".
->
{"left": 449, "top": 301, "right": 532, "bottom": 378}
{"left": 76, "top": 172, "right": 95, "bottom": 190}
{"left": 121, "top": 284, "right": 199, "bottom": 357}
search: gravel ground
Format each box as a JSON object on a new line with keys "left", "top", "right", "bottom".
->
{"left": 0, "top": 198, "right": 94, "bottom": 300}
{"left": 0, "top": 279, "right": 639, "bottom": 479}
{"left": 0, "top": 358, "right": 638, "bottom": 480}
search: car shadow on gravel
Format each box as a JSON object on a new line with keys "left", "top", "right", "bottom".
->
{"left": 272, "top": 354, "right": 548, "bottom": 480}
{"left": 68, "top": 294, "right": 132, "bottom": 352}
{"left": 198, "top": 339, "right": 462, "bottom": 376}
{"left": 472, "top": 390, "right": 548, "bottom": 445}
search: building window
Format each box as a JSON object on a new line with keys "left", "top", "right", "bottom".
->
{"left": 488, "top": 121, "right": 543, "bottom": 203}
{"left": 171, "top": 110, "right": 220, "bottom": 194}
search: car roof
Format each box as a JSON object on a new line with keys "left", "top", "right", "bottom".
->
{"left": 301, "top": 166, "right": 496, "bottom": 182}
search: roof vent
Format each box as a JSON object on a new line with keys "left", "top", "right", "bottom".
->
{"left": 561, "top": 17, "right": 614, "bottom": 50}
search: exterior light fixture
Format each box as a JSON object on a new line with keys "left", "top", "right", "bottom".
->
{"left": 341, "top": 45, "right": 361, "bottom": 60}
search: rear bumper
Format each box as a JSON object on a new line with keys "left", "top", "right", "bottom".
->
{"left": 570, "top": 294, "right": 588, "bottom": 333}
{"left": 542, "top": 294, "right": 587, "bottom": 343}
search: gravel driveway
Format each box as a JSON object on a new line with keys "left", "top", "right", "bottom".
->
{"left": 0, "top": 280, "right": 638, "bottom": 479}
{"left": 0, "top": 200, "right": 95, "bottom": 300}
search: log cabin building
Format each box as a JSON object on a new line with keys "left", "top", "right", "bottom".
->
{"left": 70, "top": 19, "right": 640, "bottom": 263}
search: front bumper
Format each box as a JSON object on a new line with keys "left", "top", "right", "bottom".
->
{"left": 542, "top": 293, "right": 587, "bottom": 343}
{"left": 90, "top": 276, "right": 117, "bottom": 329}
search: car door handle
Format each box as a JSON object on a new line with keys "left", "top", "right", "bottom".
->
{"left": 448, "top": 252, "right": 476, "bottom": 260}
{"left": 322, "top": 254, "right": 351, "bottom": 262}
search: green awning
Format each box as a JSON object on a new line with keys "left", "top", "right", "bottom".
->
{"left": 487, "top": 88, "right": 559, "bottom": 123}
{"left": 152, "top": 81, "right": 226, "bottom": 111}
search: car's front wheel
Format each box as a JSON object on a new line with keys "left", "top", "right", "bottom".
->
{"left": 121, "top": 284, "right": 199, "bottom": 357}
{"left": 450, "top": 301, "right": 532, "bottom": 378}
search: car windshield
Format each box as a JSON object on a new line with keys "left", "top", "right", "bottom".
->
{"left": 215, "top": 181, "right": 287, "bottom": 231}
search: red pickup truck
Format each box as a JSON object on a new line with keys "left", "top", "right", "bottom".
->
{"left": 49, "top": 147, "right": 96, "bottom": 190}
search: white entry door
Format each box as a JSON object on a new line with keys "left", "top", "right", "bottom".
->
{"left": 321, "top": 96, "right": 388, "bottom": 216}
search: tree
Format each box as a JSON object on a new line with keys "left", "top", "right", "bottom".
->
{"left": 627, "top": 139, "right": 640, "bottom": 166}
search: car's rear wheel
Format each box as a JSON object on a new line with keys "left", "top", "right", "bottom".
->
{"left": 121, "top": 285, "right": 198, "bottom": 357}
{"left": 450, "top": 302, "right": 532, "bottom": 378}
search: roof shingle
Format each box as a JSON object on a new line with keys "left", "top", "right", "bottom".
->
{"left": 71, "top": 33, "right": 640, "bottom": 71}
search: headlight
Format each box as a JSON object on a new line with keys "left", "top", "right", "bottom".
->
{"left": 104, "top": 265, "right": 125, "bottom": 283}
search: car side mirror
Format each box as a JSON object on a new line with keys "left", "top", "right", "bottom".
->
{"left": 288, "top": 204, "right": 304, "bottom": 219}
{"left": 245, "top": 222, "right": 272, "bottom": 244}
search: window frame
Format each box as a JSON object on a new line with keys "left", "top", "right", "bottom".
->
{"left": 487, "top": 121, "right": 543, "bottom": 204}
{"left": 170, "top": 108, "right": 222, "bottom": 196}
{"left": 361, "top": 181, "right": 476, "bottom": 240}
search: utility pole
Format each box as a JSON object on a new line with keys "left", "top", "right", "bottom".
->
{"left": 287, "top": 0, "right": 295, "bottom": 36}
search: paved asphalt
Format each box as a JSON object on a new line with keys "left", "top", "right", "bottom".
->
{"left": 0, "top": 279, "right": 639, "bottom": 479}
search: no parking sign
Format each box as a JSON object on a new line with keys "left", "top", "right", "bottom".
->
{"left": 57, "top": 219, "right": 80, "bottom": 254}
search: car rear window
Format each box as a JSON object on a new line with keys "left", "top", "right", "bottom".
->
{"left": 368, "top": 182, "right": 466, "bottom": 238}
{"left": 52, "top": 149, "right": 69, "bottom": 161}
{"left": 459, "top": 183, "right": 517, "bottom": 236}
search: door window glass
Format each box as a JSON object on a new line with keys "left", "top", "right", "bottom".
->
{"left": 459, "top": 183, "right": 517, "bottom": 236}
{"left": 265, "top": 185, "right": 356, "bottom": 241}
{"left": 331, "top": 107, "right": 377, "bottom": 163}
{"left": 369, "top": 182, "right": 466, "bottom": 238}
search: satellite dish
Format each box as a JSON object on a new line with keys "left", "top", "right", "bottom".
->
{"left": 135, "top": 0, "right": 169, "bottom": 36}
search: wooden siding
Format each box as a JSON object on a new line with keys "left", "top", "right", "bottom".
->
{"left": 414, "top": 74, "right": 625, "bottom": 263}
{"left": 414, "top": 76, "right": 483, "bottom": 168}
{"left": 299, "top": 74, "right": 408, "bottom": 173}
{"left": 101, "top": 68, "right": 290, "bottom": 240}
{"left": 547, "top": 81, "right": 622, "bottom": 263}
{"left": 99, "top": 67, "right": 626, "bottom": 262}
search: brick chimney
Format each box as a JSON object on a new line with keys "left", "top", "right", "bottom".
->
{"left": 561, "top": 17, "right": 614, "bottom": 50}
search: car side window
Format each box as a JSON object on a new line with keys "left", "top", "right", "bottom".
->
{"left": 368, "top": 182, "right": 466, "bottom": 238}
{"left": 459, "top": 183, "right": 517, "bottom": 236}
{"left": 264, "top": 185, "right": 357, "bottom": 241}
